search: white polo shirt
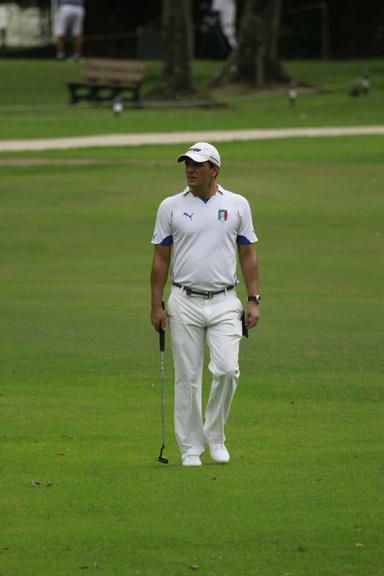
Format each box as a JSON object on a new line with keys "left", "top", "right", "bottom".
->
{"left": 152, "top": 185, "right": 257, "bottom": 291}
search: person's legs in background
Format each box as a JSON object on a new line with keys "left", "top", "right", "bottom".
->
{"left": 55, "top": 6, "right": 84, "bottom": 60}
{"left": 56, "top": 36, "right": 65, "bottom": 59}
{"left": 73, "top": 34, "right": 83, "bottom": 59}
{"left": 55, "top": 6, "right": 66, "bottom": 59}
{"left": 71, "top": 6, "right": 85, "bottom": 59}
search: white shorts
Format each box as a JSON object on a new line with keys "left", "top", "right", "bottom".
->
{"left": 56, "top": 5, "right": 85, "bottom": 37}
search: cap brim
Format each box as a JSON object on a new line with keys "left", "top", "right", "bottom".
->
{"left": 177, "top": 152, "right": 208, "bottom": 164}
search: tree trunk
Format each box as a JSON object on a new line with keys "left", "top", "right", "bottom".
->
{"left": 212, "top": 0, "right": 289, "bottom": 87}
{"left": 161, "top": 0, "right": 195, "bottom": 97}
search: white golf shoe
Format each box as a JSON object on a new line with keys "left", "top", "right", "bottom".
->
{"left": 208, "top": 442, "right": 230, "bottom": 464}
{"left": 182, "top": 455, "right": 202, "bottom": 467}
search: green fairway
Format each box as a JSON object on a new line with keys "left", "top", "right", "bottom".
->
{"left": 0, "top": 58, "right": 383, "bottom": 139}
{"left": 1, "top": 136, "right": 383, "bottom": 575}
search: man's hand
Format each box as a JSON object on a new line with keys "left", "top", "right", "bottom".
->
{"left": 151, "top": 305, "right": 166, "bottom": 333}
{"left": 244, "top": 301, "right": 260, "bottom": 329}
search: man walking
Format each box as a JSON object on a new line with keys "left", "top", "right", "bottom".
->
{"left": 150, "top": 142, "right": 260, "bottom": 467}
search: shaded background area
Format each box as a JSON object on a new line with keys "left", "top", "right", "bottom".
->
{"left": 0, "top": 0, "right": 383, "bottom": 59}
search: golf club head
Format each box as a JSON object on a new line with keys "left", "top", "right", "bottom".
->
{"left": 156, "top": 455, "right": 169, "bottom": 464}
{"left": 156, "top": 445, "right": 168, "bottom": 464}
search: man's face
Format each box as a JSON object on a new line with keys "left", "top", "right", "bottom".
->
{"left": 185, "top": 159, "right": 218, "bottom": 192}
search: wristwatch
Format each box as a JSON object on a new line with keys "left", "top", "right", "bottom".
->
{"left": 248, "top": 295, "right": 261, "bottom": 304}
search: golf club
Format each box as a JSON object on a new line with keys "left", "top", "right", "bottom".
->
{"left": 241, "top": 311, "right": 249, "bottom": 338}
{"left": 156, "top": 302, "right": 168, "bottom": 464}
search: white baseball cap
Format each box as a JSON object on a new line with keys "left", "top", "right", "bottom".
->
{"left": 177, "top": 142, "right": 221, "bottom": 167}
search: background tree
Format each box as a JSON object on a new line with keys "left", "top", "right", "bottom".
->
{"left": 160, "top": 0, "right": 194, "bottom": 97}
{"left": 212, "top": 0, "right": 289, "bottom": 87}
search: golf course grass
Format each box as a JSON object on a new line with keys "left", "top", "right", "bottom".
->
{"left": 1, "top": 55, "right": 383, "bottom": 574}
{"left": 0, "top": 58, "right": 384, "bottom": 139}
{"left": 1, "top": 131, "right": 383, "bottom": 574}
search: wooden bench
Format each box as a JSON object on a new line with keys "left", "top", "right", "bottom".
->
{"left": 67, "top": 58, "right": 147, "bottom": 105}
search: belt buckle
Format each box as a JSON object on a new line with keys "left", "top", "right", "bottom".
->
{"left": 204, "top": 291, "right": 213, "bottom": 299}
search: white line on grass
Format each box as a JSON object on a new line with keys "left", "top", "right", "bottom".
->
{"left": 0, "top": 126, "right": 383, "bottom": 152}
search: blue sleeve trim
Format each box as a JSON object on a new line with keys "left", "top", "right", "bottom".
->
{"left": 237, "top": 235, "right": 251, "bottom": 245}
{"left": 160, "top": 235, "right": 173, "bottom": 246}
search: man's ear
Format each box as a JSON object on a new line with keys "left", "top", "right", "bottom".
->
{"left": 211, "top": 165, "right": 220, "bottom": 178}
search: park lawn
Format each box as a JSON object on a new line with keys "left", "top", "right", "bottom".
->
{"left": 0, "top": 135, "right": 383, "bottom": 575}
{"left": 0, "top": 58, "right": 383, "bottom": 139}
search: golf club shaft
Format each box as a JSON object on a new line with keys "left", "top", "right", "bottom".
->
{"left": 160, "top": 348, "right": 165, "bottom": 447}
{"left": 159, "top": 301, "right": 165, "bottom": 449}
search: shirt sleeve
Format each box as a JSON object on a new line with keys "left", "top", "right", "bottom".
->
{"left": 151, "top": 198, "right": 173, "bottom": 245}
{"left": 237, "top": 197, "right": 258, "bottom": 244}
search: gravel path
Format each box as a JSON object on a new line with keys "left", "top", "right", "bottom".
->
{"left": 0, "top": 126, "right": 383, "bottom": 152}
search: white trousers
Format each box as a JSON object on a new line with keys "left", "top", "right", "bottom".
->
{"left": 167, "top": 286, "right": 243, "bottom": 459}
